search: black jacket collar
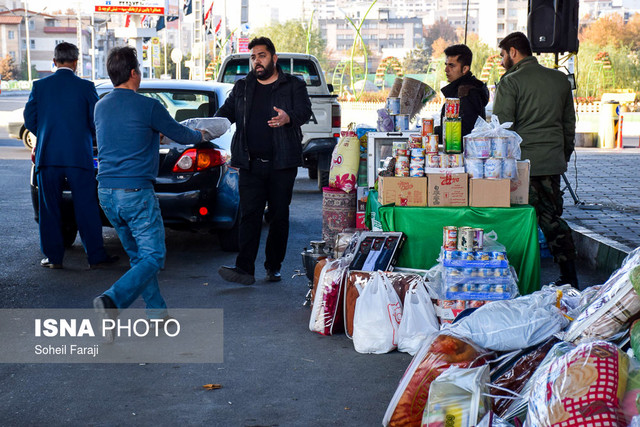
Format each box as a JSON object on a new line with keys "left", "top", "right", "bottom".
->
{"left": 441, "top": 72, "right": 485, "bottom": 98}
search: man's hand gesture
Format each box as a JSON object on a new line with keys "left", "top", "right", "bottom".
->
{"left": 268, "top": 107, "right": 290, "bottom": 128}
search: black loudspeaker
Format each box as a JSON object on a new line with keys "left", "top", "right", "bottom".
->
{"left": 528, "top": 0, "right": 579, "bottom": 54}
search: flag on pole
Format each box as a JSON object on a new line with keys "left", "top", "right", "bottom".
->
{"left": 204, "top": 1, "right": 214, "bottom": 35}
{"left": 183, "top": 0, "right": 193, "bottom": 16}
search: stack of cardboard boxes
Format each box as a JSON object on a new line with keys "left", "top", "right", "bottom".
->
{"left": 378, "top": 160, "right": 530, "bottom": 207}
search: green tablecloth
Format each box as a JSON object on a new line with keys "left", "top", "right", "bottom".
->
{"left": 369, "top": 191, "right": 541, "bottom": 295}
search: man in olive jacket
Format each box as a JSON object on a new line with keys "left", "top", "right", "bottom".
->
{"left": 215, "top": 37, "right": 312, "bottom": 285}
{"left": 493, "top": 32, "right": 578, "bottom": 288}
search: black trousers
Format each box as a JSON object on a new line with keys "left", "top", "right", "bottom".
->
{"left": 235, "top": 159, "right": 297, "bottom": 275}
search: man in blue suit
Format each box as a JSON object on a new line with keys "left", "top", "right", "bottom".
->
{"left": 24, "top": 42, "right": 116, "bottom": 269}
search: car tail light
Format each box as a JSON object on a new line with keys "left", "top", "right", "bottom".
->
{"left": 331, "top": 104, "right": 341, "bottom": 129}
{"left": 172, "top": 148, "right": 227, "bottom": 173}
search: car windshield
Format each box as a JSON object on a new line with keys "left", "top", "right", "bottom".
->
{"left": 221, "top": 58, "right": 321, "bottom": 87}
{"left": 138, "top": 90, "right": 216, "bottom": 122}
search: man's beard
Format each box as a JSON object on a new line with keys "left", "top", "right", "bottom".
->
{"left": 503, "top": 55, "right": 514, "bottom": 71}
{"left": 253, "top": 61, "right": 275, "bottom": 80}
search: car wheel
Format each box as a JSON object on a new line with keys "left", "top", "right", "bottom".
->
{"left": 22, "top": 129, "right": 36, "bottom": 150}
{"left": 218, "top": 222, "right": 240, "bottom": 252}
{"left": 62, "top": 220, "right": 78, "bottom": 248}
{"left": 317, "top": 169, "right": 329, "bottom": 191}
{"left": 307, "top": 166, "right": 318, "bottom": 180}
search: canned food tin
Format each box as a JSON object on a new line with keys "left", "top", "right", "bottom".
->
{"left": 443, "top": 226, "right": 458, "bottom": 250}
{"left": 411, "top": 148, "right": 426, "bottom": 158}
{"left": 472, "top": 228, "right": 484, "bottom": 250}
{"left": 421, "top": 118, "right": 434, "bottom": 136}
{"left": 441, "top": 153, "right": 450, "bottom": 168}
{"left": 448, "top": 154, "right": 464, "bottom": 168}
{"left": 460, "top": 251, "right": 475, "bottom": 261}
{"left": 444, "top": 98, "right": 461, "bottom": 119}
{"left": 387, "top": 97, "right": 400, "bottom": 115}
{"left": 484, "top": 157, "right": 503, "bottom": 179}
{"left": 491, "top": 137, "right": 509, "bottom": 158}
{"left": 465, "top": 136, "right": 491, "bottom": 159}
{"left": 449, "top": 284, "right": 460, "bottom": 293}
{"left": 440, "top": 300, "right": 466, "bottom": 310}
{"left": 475, "top": 251, "right": 491, "bottom": 261}
{"left": 502, "top": 158, "right": 518, "bottom": 179}
{"left": 491, "top": 251, "right": 506, "bottom": 261}
{"left": 463, "top": 283, "right": 477, "bottom": 292}
{"left": 468, "top": 300, "right": 486, "bottom": 308}
{"left": 409, "top": 134, "right": 423, "bottom": 149}
{"left": 395, "top": 114, "right": 410, "bottom": 131}
{"left": 423, "top": 135, "right": 438, "bottom": 153}
{"left": 426, "top": 154, "right": 441, "bottom": 168}
{"left": 395, "top": 156, "right": 409, "bottom": 177}
{"left": 409, "top": 166, "right": 424, "bottom": 177}
{"left": 465, "top": 158, "right": 484, "bottom": 179}
{"left": 444, "top": 118, "right": 462, "bottom": 153}
{"left": 458, "top": 227, "right": 475, "bottom": 251}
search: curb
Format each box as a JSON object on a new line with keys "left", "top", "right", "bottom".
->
{"left": 569, "top": 220, "right": 633, "bottom": 275}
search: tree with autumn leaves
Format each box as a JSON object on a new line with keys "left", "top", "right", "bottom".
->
{"left": 576, "top": 13, "right": 640, "bottom": 98}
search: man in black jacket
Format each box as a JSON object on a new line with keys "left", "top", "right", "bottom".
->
{"left": 215, "top": 37, "right": 312, "bottom": 285}
{"left": 436, "top": 44, "right": 489, "bottom": 143}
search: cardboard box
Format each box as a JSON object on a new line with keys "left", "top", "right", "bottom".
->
{"left": 378, "top": 176, "right": 428, "bottom": 207}
{"left": 427, "top": 173, "right": 468, "bottom": 207}
{"left": 510, "top": 160, "right": 531, "bottom": 205}
{"left": 469, "top": 178, "right": 511, "bottom": 207}
{"left": 356, "top": 187, "right": 369, "bottom": 212}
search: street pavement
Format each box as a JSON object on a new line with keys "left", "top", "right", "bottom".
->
{"left": 561, "top": 147, "right": 640, "bottom": 271}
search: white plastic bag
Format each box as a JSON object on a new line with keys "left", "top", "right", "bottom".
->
{"left": 180, "top": 117, "right": 231, "bottom": 141}
{"left": 443, "top": 288, "right": 569, "bottom": 351}
{"left": 398, "top": 280, "right": 439, "bottom": 355}
{"left": 352, "top": 271, "right": 403, "bottom": 354}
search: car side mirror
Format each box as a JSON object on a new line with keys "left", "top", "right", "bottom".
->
{"left": 327, "top": 84, "right": 334, "bottom": 93}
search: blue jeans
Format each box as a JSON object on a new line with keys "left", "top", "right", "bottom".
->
{"left": 98, "top": 188, "right": 167, "bottom": 319}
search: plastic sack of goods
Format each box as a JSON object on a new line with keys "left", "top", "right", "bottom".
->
{"left": 179, "top": 117, "right": 230, "bottom": 141}
{"left": 378, "top": 247, "right": 640, "bottom": 426}
{"left": 463, "top": 115, "right": 522, "bottom": 180}
{"left": 328, "top": 129, "right": 360, "bottom": 193}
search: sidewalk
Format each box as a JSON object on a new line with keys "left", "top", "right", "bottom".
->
{"left": 562, "top": 147, "right": 640, "bottom": 273}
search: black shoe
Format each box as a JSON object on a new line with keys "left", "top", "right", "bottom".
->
{"left": 41, "top": 258, "right": 63, "bottom": 269}
{"left": 266, "top": 269, "right": 282, "bottom": 282}
{"left": 89, "top": 255, "right": 120, "bottom": 270}
{"left": 93, "top": 295, "right": 118, "bottom": 342}
{"left": 218, "top": 265, "right": 255, "bottom": 285}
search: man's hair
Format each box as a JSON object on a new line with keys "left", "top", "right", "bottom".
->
{"left": 54, "top": 42, "right": 79, "bottom": 64}
{"left": 498, "top": 32, "right": 533, "bottom": 57}
{"left": 248, "top": 37, "right": 276, "bottom": 56}
{"left": 107, "top": 46, "right": 140, "bottom": 87}
{"left": 444, "top": 44, "right": 473, "bottom": 68}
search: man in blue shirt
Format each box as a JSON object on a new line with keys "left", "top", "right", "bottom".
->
{"left": 24, "top": 42, "right": 115, "bottom": 269}
{"left": 92, "top": 46, "right": 205, "bottom": 331}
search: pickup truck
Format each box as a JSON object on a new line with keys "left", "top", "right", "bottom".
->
{"left": 216, "top": 52, "right": 341, "bottom": 189}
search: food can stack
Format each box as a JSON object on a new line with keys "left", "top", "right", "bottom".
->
{"left": 464, "top": 134, "right": 519, "bottom": 180}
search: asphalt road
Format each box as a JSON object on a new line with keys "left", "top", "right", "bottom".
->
{"left": 0, "top": 97, "right": 611, "bottom": 425}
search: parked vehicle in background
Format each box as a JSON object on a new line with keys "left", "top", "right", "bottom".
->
{"left": 217, "top": 53, "right": 341, "bottom": 189}
{"left": 7, "top": 107, "right": 37, "bottom": 150}
{"left": 29, "top": 79, "right": 241, "bottom": 251}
